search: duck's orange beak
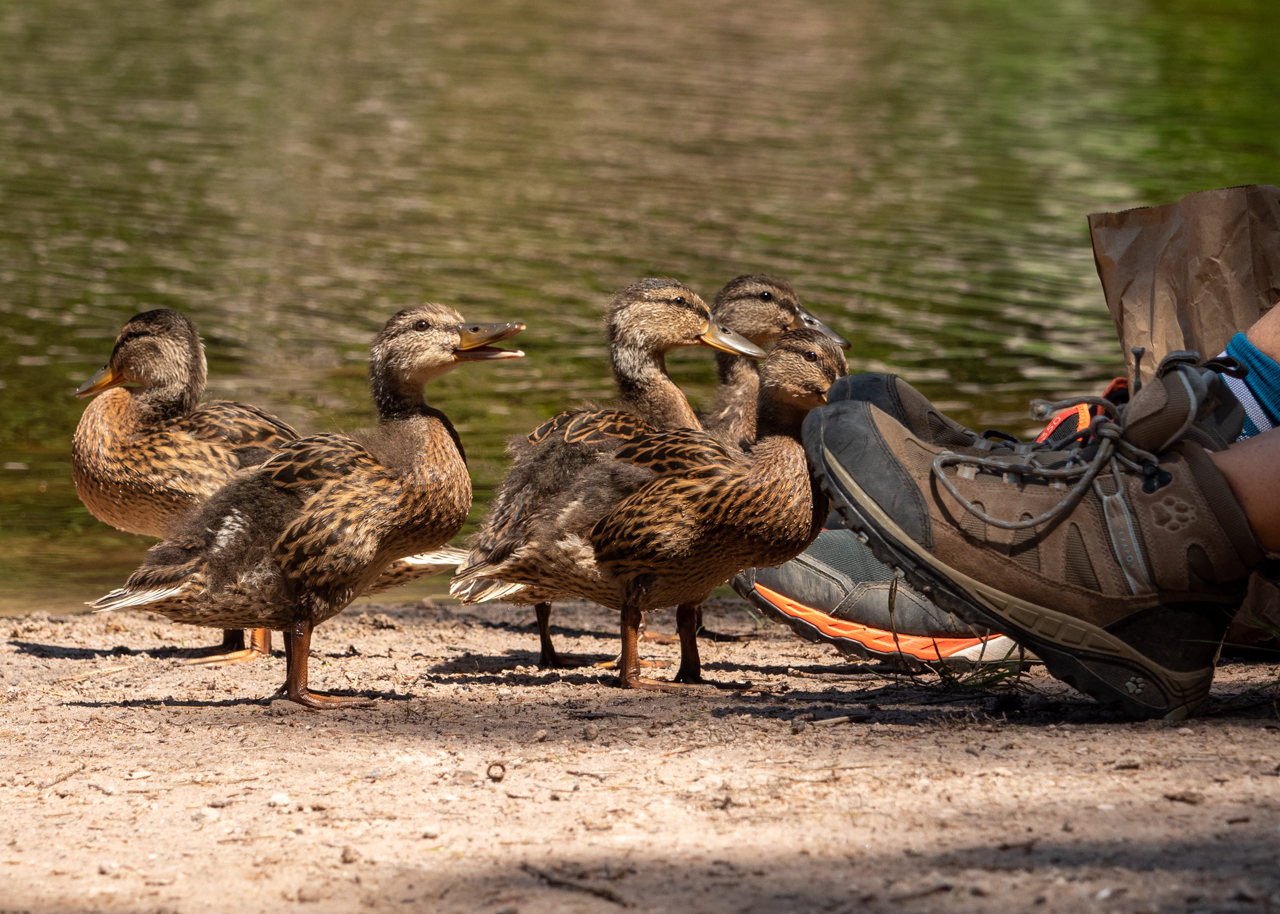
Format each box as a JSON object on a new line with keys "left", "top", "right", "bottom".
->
{"left": 453, "top": 322, "right": 527, "bottom": 361}
{"left": 75, "top": 364, "right": 127, "bottom": 398}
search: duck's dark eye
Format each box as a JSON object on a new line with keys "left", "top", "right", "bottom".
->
{"left": 121, "top": 331, "right": 142, "bottom": 343}
{"left": 803, "top": 350, "right": 818, "bottom": 363}
{"left": 760, "top": 290, "right": 772, "bottom": 301}
{"left": 674, "top": 296, "right": 685, "bottom": 305}
{"left": 414, "top": 319, "right": 431, "bottom": 331}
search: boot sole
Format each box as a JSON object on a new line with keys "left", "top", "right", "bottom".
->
{"left": 734, "top": 576, "right": 1031, "bottom": 669}
{"left": 812, "top": 444, "right": 1213, "bottom": 720}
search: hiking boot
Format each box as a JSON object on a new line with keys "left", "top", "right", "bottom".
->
{"left": 803, "top": 354, "right": 1267, "bottom": 719}
{"left": 732, "top": 513, "right": 1030, "bottom": 668}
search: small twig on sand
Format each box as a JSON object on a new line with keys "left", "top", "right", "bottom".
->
{"left": 565, "top": 770, "right": 607, "bottom": 782}
{"left": 56, "top": 664, "right": 131, "bottom": 683}
{"left": 521, "top": 863, "right": 633, "bottom": 907}
{"left": 38, "top": 761, "right": 86, "bottom": 790}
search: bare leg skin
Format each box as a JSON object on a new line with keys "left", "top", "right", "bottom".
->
{"left": 1245, "top": 301, "right": 1280, "bottom": 360}
{"left": 183, "top": 627, "right": 273, "bottom": 667}
{"left": 275, "top": 618, "right": 374, "bottom": 709}
{"left": 673, "top": 603, "right": 704, "bottom": 684}
{"left": 1210, "top": 427, "right": 1280, "bottom": 552}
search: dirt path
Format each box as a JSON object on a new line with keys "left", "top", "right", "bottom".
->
{"left": 2, "top": 600, "right": 1279, "bottom": 914}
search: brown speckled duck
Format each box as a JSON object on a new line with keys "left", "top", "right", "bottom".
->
{"left": 686, "top": 274, "right": 850, "bottom": 642}
{"left": 450, "top": 278, "right": 765, "bottom": 667}
{"left": 453, "top": 329, "right": 847, "bottom": 689}
{"left": 73, "top": 309, "right": 298, "bottom": 663}
{"left": 91, "top": 304, "right": 524, "bottom": 709}
{"left": 702, "top": 274, "right": 849, "bottom": 448}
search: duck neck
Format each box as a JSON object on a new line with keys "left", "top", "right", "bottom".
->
{"left": 370, "top": 367, "right": 433, "bottom": 423}
{"left": 716, "top": 350, "right": 759, "bottom": 390}
{"left": 754, "top": 395, "right": 808, "bottom": 444}
{"left": 132, "top": 361, "right": 205, "bottom": 423}
{"left": 612, "top": 343, "right": 699, "bottom": 430}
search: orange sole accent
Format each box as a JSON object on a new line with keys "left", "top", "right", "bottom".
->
{"left": 754, "top": 583, "right": 997, "bottom": 660}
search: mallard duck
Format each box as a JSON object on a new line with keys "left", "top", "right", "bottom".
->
{"left": 91, "top": 304, "right": 524, "bottom": 709}
{"left": 454, "top": 328, "right": 848, "bottom": 688}
{"left": 74, "top": 309, "right": 469, "bottom": 662}
{"left": 702, "top": 274, "right": 850, "bottom": 448}
{"left": 450, "top": 278, "right": 766, "bottom": 667}
{"left": 682, "top": 274, "right": 850, "bottom": 643}
{"left": 73, "top": 309, "right": 298, "bottom": 663}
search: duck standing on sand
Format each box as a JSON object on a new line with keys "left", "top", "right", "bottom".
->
{"left": 73, "top": 309, "right": 297, "bottom": 664}
{"left": 456, "top": 329, "right": 848, "bottom": 688}
{"left": 91, "top": 305, "right": 524, "bottom": 709}
{"left": 683, "top": 274, "right": 850, "bottom": 642}
{"left": 450, "top": 278, "right": 766, "bottom": 668}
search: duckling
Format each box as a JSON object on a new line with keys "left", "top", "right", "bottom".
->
{"left": 454, "top": 329, "right": 848, "bottom": 689}
{"left": 702, "top": 274, "right": 850, "bottom": 448}
{"left": 73, "top": 309, "right": 298, "bottom": 663}
{"left": 679, "top": 274, "right": 850, "bottom": 643}
{"left": 450, "top": 278, "right": 765, "bottom": 668}
{"left": 91, "top": 305, "right": 524, "bottom": 709}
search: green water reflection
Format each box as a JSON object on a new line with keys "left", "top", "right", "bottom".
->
{"left": 2, "top": 0, "right": 1278, "bottom": 615}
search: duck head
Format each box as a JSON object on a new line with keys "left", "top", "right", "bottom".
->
{"left": 759, "top": 328, "right": 850, "bottom": 414}
{"left": 713, "top": 275, "right": 850, "bottom": 350}
{"left": 76, "top": 309, "right": 207, "bottom": 414}
{"left": 606, "top": 278, "right": 766, "bottom": 363}
{"left": 369, "top": 303, "right": 525, "bottom": 417}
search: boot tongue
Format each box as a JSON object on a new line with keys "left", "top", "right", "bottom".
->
{"left": 1122, "top": 352, "right": 1245, "bottom": 453}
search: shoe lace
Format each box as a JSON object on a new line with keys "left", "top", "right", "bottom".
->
{"left": 931, "top": 400, "right": 1160, "bottom": 532}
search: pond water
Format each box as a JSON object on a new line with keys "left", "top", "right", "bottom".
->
{"left": 2, "top": 0, "right": 1278, "bottom": 615}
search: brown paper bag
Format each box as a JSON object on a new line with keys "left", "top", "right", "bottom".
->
{"left": 1091, "top": 186, "right": 1280, "bottom": 646}
{"left": 1088, "top": 184, "right": 1280, "bottom": 384}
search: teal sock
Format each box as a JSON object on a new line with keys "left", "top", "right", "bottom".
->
{"left": 1222, "top": 333, "right": 1280, "bottom": 440}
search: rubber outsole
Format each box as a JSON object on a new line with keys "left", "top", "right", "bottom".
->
{"left": 808, "top": 440, "right": 1213, "bottom": 720}
{"left": 735, "top": 577, "right": 1032, "bottom": 669}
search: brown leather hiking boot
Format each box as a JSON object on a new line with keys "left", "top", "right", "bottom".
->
{"left": 804, "top": 355, "right": 1267, "bottom": 719}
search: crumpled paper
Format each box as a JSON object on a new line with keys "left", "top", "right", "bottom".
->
{"left": 1090, "top": 184, "right": 1280, "bottom": 645}
{"left": 1089, "top": 184, "right": 1280, "bottom": 382}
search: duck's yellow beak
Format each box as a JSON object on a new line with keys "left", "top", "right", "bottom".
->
{"left": 453, "top": 322, "right": 527, "bottom": 361}
{"left": 790, "top": 307, "right": 851, "bottom": 350}
{"left": 698, "top": 323, "right": 767, "bottom": 359}
{"left": 75, "top": 364, "right": 127, "bottom": 398}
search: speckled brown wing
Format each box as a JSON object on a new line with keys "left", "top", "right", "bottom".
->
{"left": 262, "top": 434, "right": 387, "bottom": 591}
{"left": 611, "top": 428, "right": 737, "bottom": 477}
{"left": 527, "top": 408, "right": 652, "bottom": 446}
{"left": 269, "top": 431, "right": 471, "bottom": 616}
{"left": 186, "top": 400, "right": 298, "bottom": 448}
{"left": 589, "top": 429, "right": 737, "bottom": 571}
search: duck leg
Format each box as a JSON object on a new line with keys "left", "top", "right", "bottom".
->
{"left": 183, "top": 628, "right": 273, "bottom": 666}
{"left": 535, "top": 602, "right": 580, "bottom": 669}
{"left": 618, "top": 603, "right": 685, "bottom": 690}
{"left": 275, "top": 618, "right": 373, "bottom": 709}
{"left": 594, "top": 613, "right": 671, "bottom": 672}
{"left": 672, "top": 603, "right": 704, "bottom": 684}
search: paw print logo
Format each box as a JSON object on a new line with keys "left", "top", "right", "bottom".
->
{"left": 1125, "top": 676, "right": 1146, "bottom": 695}
{"left": 1151, "top": 496, "right": 1195, "bottom": 532}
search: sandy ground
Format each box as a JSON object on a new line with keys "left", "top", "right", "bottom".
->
{"left": 2, "top": 598, "right": 1279, "bottom": 914}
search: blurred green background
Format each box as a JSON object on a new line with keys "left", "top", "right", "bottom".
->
{"left": 2, "top": 0, "right": 1278, "bottom": 615}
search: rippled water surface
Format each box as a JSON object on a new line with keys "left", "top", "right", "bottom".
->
{"left": 2, "top": 0, "right": 1278, "bottom": 613}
